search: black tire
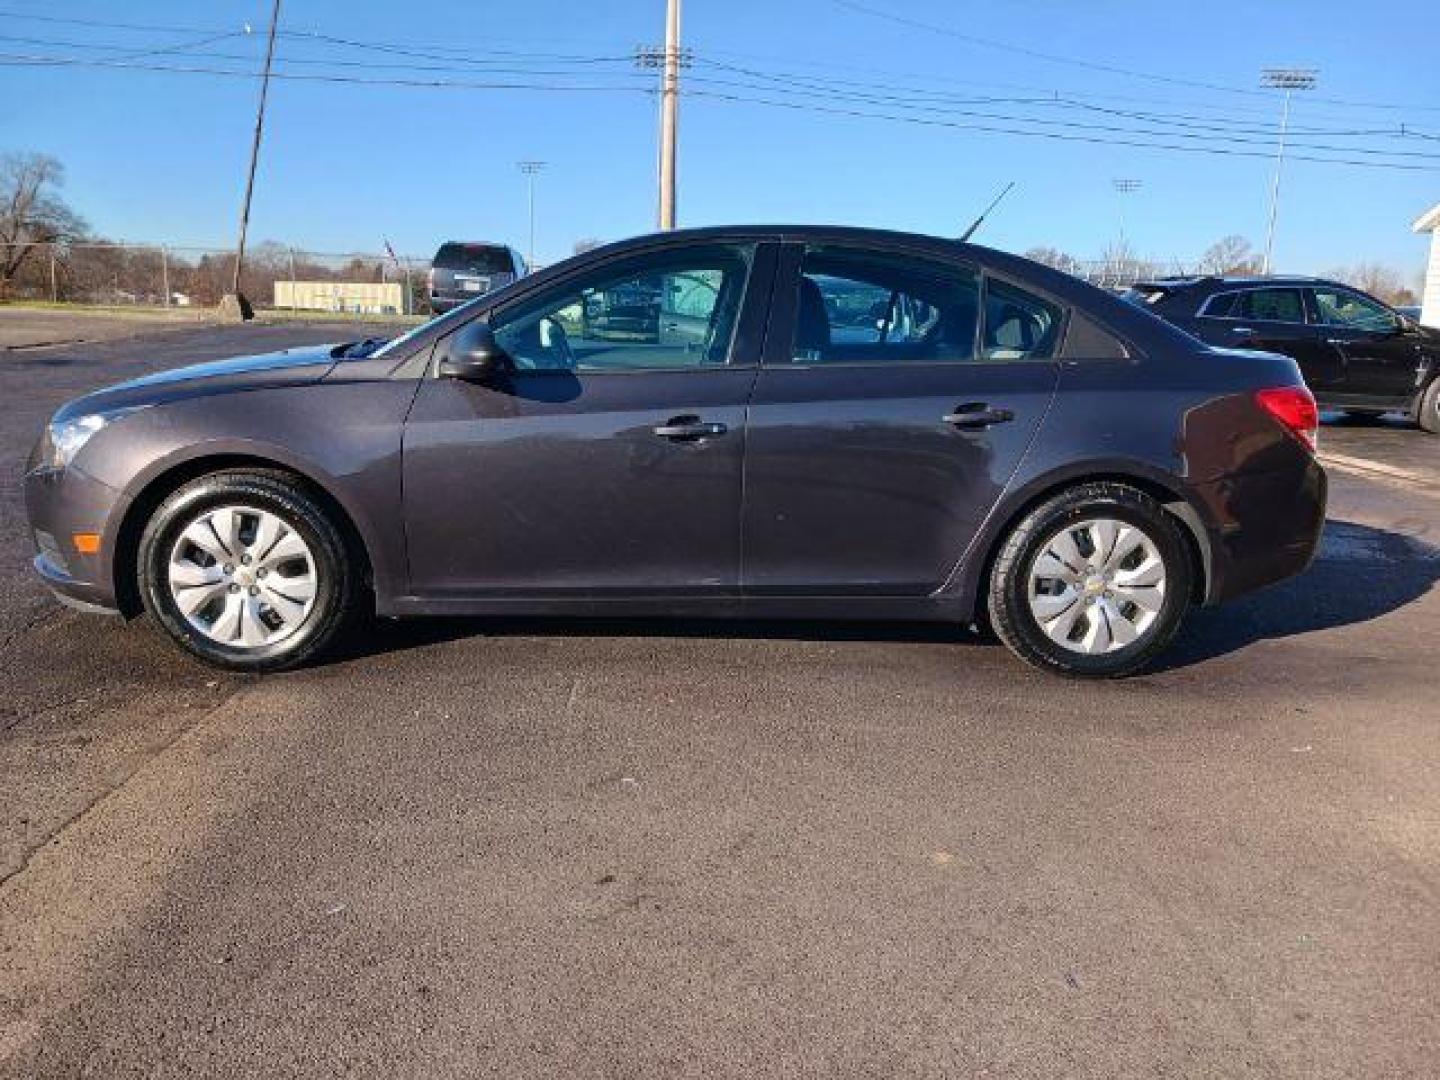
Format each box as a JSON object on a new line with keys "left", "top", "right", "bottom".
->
{"left": 986, "top": 483, "right": 1193, "bottom": 678}
{"left": 1417, "top": 380, "right": 1440, "bottom": 435}
{"left": 137, "top": 469, "right": 360, "bottom": 671}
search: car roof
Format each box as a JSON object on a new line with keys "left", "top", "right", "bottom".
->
{"left": 1134, "top": 274, "right": 1332, "bottom": 292}
{"left": 578, "top": 224, "right": 979, "bottom": 255}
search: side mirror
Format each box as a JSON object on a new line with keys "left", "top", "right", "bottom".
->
{"left": 438, "top": 322, "right": 508, "bottom": 382}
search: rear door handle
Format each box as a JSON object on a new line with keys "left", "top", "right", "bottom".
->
{"left": 652, "top": 416, "right": 728, "bottom": 440}
{"left": 943, "top": 403, "right": 1015, "bottom": 430}
{"left": 1231, "top": 326, "right": 1255, "bottom": 334}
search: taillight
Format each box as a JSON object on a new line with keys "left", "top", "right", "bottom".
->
{"left": 1255, "top": 386, "right": 1319, "bottom": 451}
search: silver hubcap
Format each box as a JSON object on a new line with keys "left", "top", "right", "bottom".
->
{"left": 167, "top": 505, "right": 318, "bottom": 649}
{"left": 1026, "top": 517, "right": 1167, "bottom": 655}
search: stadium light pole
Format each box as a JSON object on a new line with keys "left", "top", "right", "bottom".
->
{"left": 1112, "top": 178, "right": 1142, "bottom": 249}
{"left": 1260, "top": 67, "right": 1318, "bottom": 276}
{"left": 517, "top": 161, "right": 546, "bottom": 269}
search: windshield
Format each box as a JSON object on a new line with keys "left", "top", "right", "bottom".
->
{"left": 434, "top": 243, "right": 514, "bottom": 275}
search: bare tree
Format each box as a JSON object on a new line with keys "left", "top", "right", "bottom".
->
{"left": 1324, "top": 262, "right": 1418, "bottom": 306}
{"left": 1100, "top": 239, "right": 1159, "bottom": 285}
{"left": 0, "top": 152, "right": 87, "bottom": 296}
{"left": 1023, "top": 246, "right": 1082, "bottom": 274}
{"left": 1197, "top": 235, "right": 1262, "bottom": 276}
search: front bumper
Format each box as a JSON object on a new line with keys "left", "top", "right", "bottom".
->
{"left": 23, "top": 464, "right": 126, "bottom": 612}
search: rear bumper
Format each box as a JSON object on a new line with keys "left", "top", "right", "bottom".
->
{"left": 1194, "top": 456, "right": 1327, "bottom": 605}
{"left": 23, "top": 464, "right": 126, "bottom": 612}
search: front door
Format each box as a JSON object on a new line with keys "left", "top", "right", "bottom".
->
{"left": 1309, "top": 286, "right": 1421, "bottom": 402}
{"left": 742, "top": 243, "right": 1057, "bottom": 596}
{"left": 402, "top": 241, "right": 771, "bottom": 597}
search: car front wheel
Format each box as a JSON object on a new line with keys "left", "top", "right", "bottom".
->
{"left": 987, "top": 483, "right": 1193, "bottom": 678}
{"left": 1418, "top": 379, "right": 1440, "bottom": 435}
{"left": 137, "top": 470, "right": 359, "bottom": 671}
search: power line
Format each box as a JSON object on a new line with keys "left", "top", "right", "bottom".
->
{"left": 1, "top": 45, "right": 1434, "bottom": 172}
{"left": 826, "top": 0, "right": 1440, "bottom": 113}
{"left": 678, "top": 70, "right": 1440, "bottom": 161}
{"left": 683, "top": 87, "right": 1439, "bottom": 172}
{"left": 5, "top": 4, "right": 1437, "bottom": 121}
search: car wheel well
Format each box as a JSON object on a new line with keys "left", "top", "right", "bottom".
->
{"left": 977, "top": 473, "right": 1209, "bottom": 609}
{"left": 112, "top": 455, "right": 372, "bottom": 618}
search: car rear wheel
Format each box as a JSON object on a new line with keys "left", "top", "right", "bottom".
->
{"left": 1417, "top": 379, "right": 1440, "bottom": 435}
{"left": 987, "top": 483, "right": 1193, "bottom": 678}
{"left": 138, "top": 470, "right": 359, "bottom": 671}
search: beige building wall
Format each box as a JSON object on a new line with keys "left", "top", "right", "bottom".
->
{"left": 274, "top": 280, "right": 404, "bottom": 314}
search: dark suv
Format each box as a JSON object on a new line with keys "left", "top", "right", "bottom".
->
{"left": 1125, "top": 276, "right": 1440, "bottom": 433}
{"left": 25, "top": 226, "right": 1326, "bottom": 677}
{"left": 428, "top": 241, "right": 526, "bottom": 313}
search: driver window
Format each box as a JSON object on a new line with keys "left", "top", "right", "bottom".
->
{"left": 1310, "top": 287, "right": 1398, "bottom": 333}
{"left": 491, "top": 244, "right": 754, "bottom": 371}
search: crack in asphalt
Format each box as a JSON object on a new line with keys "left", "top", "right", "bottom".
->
{"left": 0, "top": 680, "right": 248, "bottom": 890}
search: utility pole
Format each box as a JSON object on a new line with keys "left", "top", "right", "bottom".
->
{"left": 226, "top": 0, "right": 282, "bottom": 317}
{"left": 658, "top": 0, "right": 681, "bottom": 230}
{"left": 1260, "top": 67, "right": 1317, "bottom": 276}
{"left": 635, "top": 1, "right": 690, "bottom": 230}
{"left": 517, "top": 161, "right": 546, "bottom": 269}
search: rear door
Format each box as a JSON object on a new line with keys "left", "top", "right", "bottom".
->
{"left": 741, "top": 242, "right": 1058, "bottom": 596}
{"left": 1308, "top": 286, "right": 1420, "bottom": 402}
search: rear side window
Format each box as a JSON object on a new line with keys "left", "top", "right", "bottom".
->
{"left": 1232, "top": 288, "right": 1306, "bottom": 324}
{"left": 787, "top": 246, "right": 979, "bottom": 364}
{"left": 434, "top": 243, "right": 515, "bottom": 275}
{"left": 980, "top": 278, "right": 1062, "bottom": 361}
{"left": 1200, "top": 291, "right": 1237, "bottom": 318}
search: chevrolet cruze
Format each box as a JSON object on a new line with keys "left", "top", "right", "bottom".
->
{"left": 24, "top": 226, "right": 1327, "bottom": 677}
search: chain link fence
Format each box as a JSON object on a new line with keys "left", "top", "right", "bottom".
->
{"left": 1, "top": 240, "right": 1205, "bottom": 316}
{"left": 1053, "top": 258, "right": 1203, "bottom": 291}
{"left": 0, "top": 241, "right": 433, "bottom": 316}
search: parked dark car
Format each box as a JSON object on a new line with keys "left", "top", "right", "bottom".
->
{"left": 1125, "top": 276, "right": 1440, "bottom": 433}
{"left": 427, "top": 241, "right": 526, "bottom": 312}
{"left": 24, "top": 226, "right": 1326, "bottom": 677}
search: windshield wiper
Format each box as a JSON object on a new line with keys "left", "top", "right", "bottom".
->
{"left": 331, "top": 338, "right": 388, "bottom": 360}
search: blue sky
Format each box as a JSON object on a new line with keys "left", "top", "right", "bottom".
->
{"left": 1, "top": 0, "right": 1437, "bottom": 277}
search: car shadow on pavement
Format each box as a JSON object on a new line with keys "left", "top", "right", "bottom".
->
{"left": 1155, "top": 518, "right": 1439, "bottom": 671}
{"left": 325, "top": 519, "right": 1438, "bottom": 673}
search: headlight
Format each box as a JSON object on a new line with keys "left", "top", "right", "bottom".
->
{"left": 39, "top": 407, "right": 145, "bottom": 470}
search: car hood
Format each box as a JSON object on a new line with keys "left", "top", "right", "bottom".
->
{"left": 51, "top": 343, "right": 342, "bottom": 422}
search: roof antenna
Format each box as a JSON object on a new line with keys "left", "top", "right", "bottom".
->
{"left": 958, "top": 181, "right": 1015, "bottom": 243}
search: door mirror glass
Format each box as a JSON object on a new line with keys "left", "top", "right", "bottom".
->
{"left": 438, "top": 321, "right": 509, "bottom": 382}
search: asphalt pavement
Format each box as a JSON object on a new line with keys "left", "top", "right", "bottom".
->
{"left": 1, "top": 324, "right": 1436, "bottom": 1078}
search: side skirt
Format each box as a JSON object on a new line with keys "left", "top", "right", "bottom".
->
{"left": 381, "top": 594, "right": 971, "bottom": 623}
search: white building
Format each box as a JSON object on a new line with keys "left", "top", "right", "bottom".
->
{"left": 1413, "top": 202, "right": 1440, "bottom": 327}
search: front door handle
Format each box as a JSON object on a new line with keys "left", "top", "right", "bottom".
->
{"left": 1230, "top": 326, "right": 1255, "bottom": 335}
{"left": 652, "top": 416, "right": 728, "bottom": 440}
{"left": 943, "top": 403, "right": 1015, "bottom": 430}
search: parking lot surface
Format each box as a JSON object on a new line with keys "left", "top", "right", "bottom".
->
{"left": 1, "top": 325, "right": 1437, "bottom": 1077}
